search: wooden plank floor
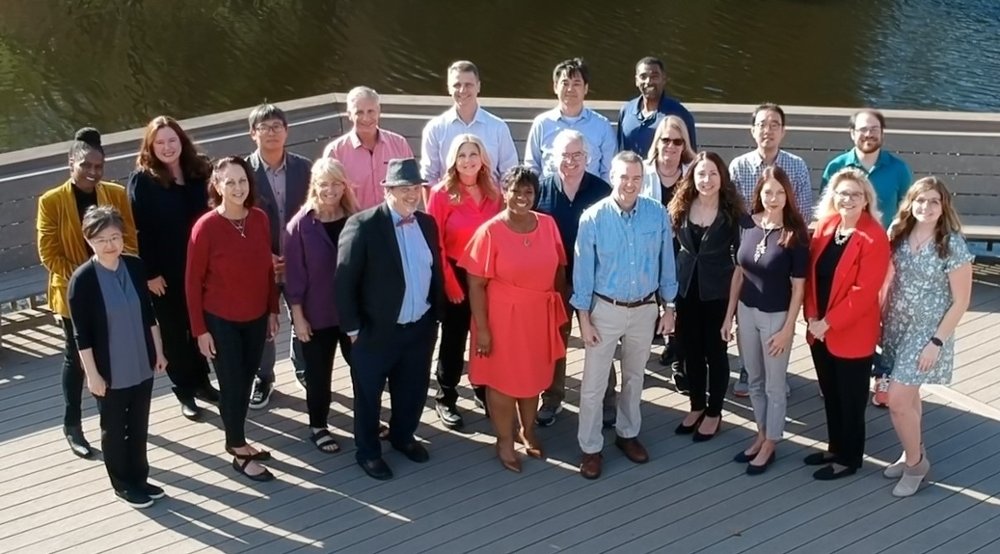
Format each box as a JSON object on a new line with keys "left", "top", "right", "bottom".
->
{"left": 2, "top": 278, "right": 1000, "bottom": 554}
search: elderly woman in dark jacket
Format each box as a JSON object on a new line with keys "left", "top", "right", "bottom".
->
{"left": 68, "top": 206, "right": 167, "bottom": 510}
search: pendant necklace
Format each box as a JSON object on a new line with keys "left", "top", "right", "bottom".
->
{"left": 834, "top": 225, "right": 853, "bottom": 245}
{"left": 754, "top": 222, "right": 781, "bottom": 263}
{"left": 229, "top": 216, "right": 247, "bottom": 238}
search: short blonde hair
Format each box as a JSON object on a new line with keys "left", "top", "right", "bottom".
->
{"left": 306, "top": 158, "right": 359, "bottom": 215}
{"left": 815, "top": 167, "right": 882, "bottom": 223}
{"left": 646, "top": 115, "right": 696, "bottom": 165}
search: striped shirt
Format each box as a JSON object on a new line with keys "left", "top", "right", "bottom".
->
{"left": 729, "top": 149, "right": 814, "bottom": 221}
{"left": 571, "top": 195, "right": 678, "bottom": 311}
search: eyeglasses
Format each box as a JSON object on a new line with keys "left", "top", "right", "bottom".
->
{"left": 254, "top": 122, "right": 286, "bottom": 134}
{"left": 834, "top": 191, "right": 865, "bottom": 200}
{"left": 659, "top": 138, "right": 685, "bottom": 147}
{"left": 561, "top": 152, "right": 586, "bottom": 162}
{"left": 854, "top": 126, "right": 882, "bottom": 135}
{"left": 753, "top": 122, "right": 783, "bottom": 131}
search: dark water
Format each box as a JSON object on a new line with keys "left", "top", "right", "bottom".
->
{"left": 2, "top": 0, "right": 999, "bottom": 153}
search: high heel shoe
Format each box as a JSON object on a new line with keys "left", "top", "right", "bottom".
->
{"left": 495, "top": 444, "right": 522, "bottom": 473}
{"left": 746, "top": 451, "right": 776, "bottom": 476}
{"left": 892, "top": 455, "right": 931, "bottom": 497}
{"left": 516, "top": 433, "right": 544, "bottom": 459}
{"left": 692, "top": 416, "right": 721, "bottom": 442}
{"left": 675, "top": 412, "right": 705, "bottom": 435}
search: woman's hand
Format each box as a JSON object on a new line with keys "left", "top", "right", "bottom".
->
{"left": 87, "top": 373, "right": 107, "bottom": 397}
{"left": 807, "top": 318, "right": 829, "bottom": 341}
{"left": 294, "top": 317, "right": 313, "bottom": 343}
{"left": 147, "top": 277, "right": 167, "bottom": 296}
{"left": 766, "top": 326, "right": 794, "bottom": 357}
{"left": 447, "top": 290, "right": 466, "bottom": 304}
{"left": 475, "top": 328, "right": 493, "bottom": 357}
{"left": 268, "top": 313, "right": 280, "bottom": 341}
{"left": 154, "top": 354, "right": 168, "bottom": 374}
{"left": 918, "top": 343, "right": 940, "bottom": 372}
{"left": 197, "top": 332, "right": 216, "bottom": 360}
{"left": 721, "top": 317, "right": 735, "bottom": 342}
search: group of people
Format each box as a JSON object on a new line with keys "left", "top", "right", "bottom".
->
{"left": 35, "top": 56, "right": 974, "bottom": 509}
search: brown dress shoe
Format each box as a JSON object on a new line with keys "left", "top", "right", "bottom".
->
{"left": 580, "top": 453, "right": 603, "bottom": 479}
{"left": 615, "top": 436, "right": 650, "bottom": 464}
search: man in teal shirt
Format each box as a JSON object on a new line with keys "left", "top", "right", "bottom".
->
{"left": 820, "top": 109, "right": 913, "bottom": 229}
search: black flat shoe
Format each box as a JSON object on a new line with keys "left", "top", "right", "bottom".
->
{"left": 813, "top": 464, "right": 857, "bottom": 481}
{"left": 180, "top": 400, "right": 203, "bottom": 422}
{"left": 746, "top": 452, "right": 776, "bottom": 475}
{"left": 392, "top": 442, "right": 430, "bottom": 463}
{"left": 675, "top": 413, "right": 704, "bottom": 435}
{"left": 194, "top": 385, "right": 220, "bottom": 404}
{"left": 64, "top": 426, "right": 93, "bottom": 459}
{"left": 359, "top": 458, "right": 393, "bottom": 480}
{"left": 226, "top": 446, "right": 272, "bottom": 461}
{"left": 734, "top": 449, "right": 760, "bottom": 464}
{"left": 803, "top": 452, "right": 836, "bottom": 466}
{"left": 232, "top": 458, "right": 275, "bottom": 482}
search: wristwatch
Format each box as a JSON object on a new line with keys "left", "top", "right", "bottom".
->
{"left": 929, "top": 336, "right": 943, "bottom": 347}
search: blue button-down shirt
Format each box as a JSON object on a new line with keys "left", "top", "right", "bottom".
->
{"left": 534, "top": 172, "right": 612, "bottom": 277}
{"left": 419, "top": 105, "right": 520, "bottom": 183}
{"left": 821, "top": 149, "right": 913, "bottom": 229}
{"left": 390, "top": 209, "right": 433, "bottom": 324}
{"left": 729, "top": 149, "right": 814, "bottom": 221}
{"left": 571, "top": 196, "right": 678, "bottom": 311}
{"left": 617, "top": 95, "right": 698, "bottom": 157}
{"left": 524, "top": 107, "right": 617, "bottom": 181}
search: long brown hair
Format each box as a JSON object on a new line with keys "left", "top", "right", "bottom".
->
{"left": 751, "top": 166, "right": 808, "bottom": 248}
{"left": 668, "top": 151, "right": 745, "bottom": 230}
{"left": 441, "top": 134, "right": 498, "bottom": 204}
{"left": 136, "top": 116, "right": 209, "bottom": 187}
{"left": 889, "top": 176, "right": 963, "bottom": 258}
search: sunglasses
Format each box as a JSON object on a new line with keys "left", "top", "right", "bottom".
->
{"left": 659, "top": 137, "right": 685, "bottom": 147}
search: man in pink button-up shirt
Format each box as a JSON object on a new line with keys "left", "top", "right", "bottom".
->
{"left": 323, "top": 86, "right": 414, "bottom": 210}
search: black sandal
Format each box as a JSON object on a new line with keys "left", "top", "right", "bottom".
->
{"left": 231, "top": 458, "right": 275, "bottom": 482}
{"left": 226, "top": 445, "right": 272, "bottom": 461}
{"left": 310, "top": 429, "right": 341, "bottom": 454}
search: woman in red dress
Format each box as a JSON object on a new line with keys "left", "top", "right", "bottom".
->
{"left": 460, "top": 166, "right": 568, "bottom": 473}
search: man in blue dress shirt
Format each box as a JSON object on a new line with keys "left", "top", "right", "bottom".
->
{"left": 617, "top": 57, "right": 697, "bottom": 157}
{"left": 571, "top": 150, "right": 678, "bottom": 479}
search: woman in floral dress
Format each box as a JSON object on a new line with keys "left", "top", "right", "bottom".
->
{"left": 881, "top": 176, "right": 974, "bottom": 497}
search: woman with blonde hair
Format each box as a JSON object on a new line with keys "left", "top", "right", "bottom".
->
{"left": 425, "top": 134, "right": 504, "bottom": 429}
{"left": 802, "top": 167, "right": 890, "bottom": 481}
{"left": 880, "top": 177, "right": 973, "bottom": 496}
{"left": 284, "top": 158, "right": 359, "bottom": 453}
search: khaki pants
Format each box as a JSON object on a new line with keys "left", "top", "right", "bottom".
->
{"left": 542, "top": 289, "right": 617, "bottom": 409}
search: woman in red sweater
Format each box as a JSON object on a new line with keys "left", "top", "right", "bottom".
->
{"left": 425, "top": 134, "right": 503, "bottom": 429}
{"left": 186, "top": 156, "right": 279, "bottom": 482}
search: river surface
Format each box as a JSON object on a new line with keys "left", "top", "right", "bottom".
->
{"left": 1, "top": 0, "right": 999, "bottom": 152}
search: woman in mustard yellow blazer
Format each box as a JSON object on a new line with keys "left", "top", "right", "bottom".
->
{"left": 37, "top": 128, "right": 137, "bottom": 458}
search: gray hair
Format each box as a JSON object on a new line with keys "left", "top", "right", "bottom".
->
{"left": 550, "top": 129, "right": 590, "bottom": 173}
{"left": 610, "top": 150, "right": 645, "bottom": 179}
{"left": 81, "top": 205, "right": 125, "bottom": 240}
{"left": 346, "top": 86, "right": 380, "bottom": 108}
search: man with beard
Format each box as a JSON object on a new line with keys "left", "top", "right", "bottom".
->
{"left": 617, "top": 57, "right": 697, "bottom": 157}
{"left": 821, "top": 108, "right": 912, "bottom": 408}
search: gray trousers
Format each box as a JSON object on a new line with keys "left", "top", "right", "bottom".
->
{"left": 257, "top": 285, "right": 305, "bottom": 383}
{"left": 736, "top": 302, "right": 790, "bottom": 441}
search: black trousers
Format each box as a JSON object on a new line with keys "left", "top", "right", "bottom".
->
{"left": 435, "top": 260, "right": 486, "bottom": 406}
{"left": 811, "top": 341, "right": 872, "bottom": 469}
{"left": 151, "top": 287, "right": 212, "bottom": 401}
{"left": 96, "top": 378, "right": 153, "bottom": 493}
{"left": 60, "top": 317, "right": 85, "bottom": 428}
{"left": 351, "top": 313, "right": 436, "bottom": 463}
{"left": 302, "top": 325, "right": 353, "bottom": 429}
{"left": 677, "top": 295, "right": 729, "bottom": 417}
{"left": 205, "top": 312, "right": 268, "bottom": 449}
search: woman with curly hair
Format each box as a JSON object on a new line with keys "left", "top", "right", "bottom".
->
{"left": 880, "top": 177, "right": 973, "bottom": 496}
{"left": 669, "top": 151, "right": 745, "bottom": 442}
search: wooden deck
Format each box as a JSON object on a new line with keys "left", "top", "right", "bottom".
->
{"left": 2, "top": 268, "right": 1000, "bottom": 554}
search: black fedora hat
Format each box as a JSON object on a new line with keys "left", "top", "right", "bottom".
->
{"left": 381, "top": 158, "right": 428, "bottom": 187}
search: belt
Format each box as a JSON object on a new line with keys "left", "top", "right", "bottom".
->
{"left": 396, "top": 311, "right": 430, "bottom": 329}
{"left": 594, "top": 292, "right": 657, "bottom": 309}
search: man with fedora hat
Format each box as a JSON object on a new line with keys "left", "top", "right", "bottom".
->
{"left": 335, "top": 158, "right": 445, "bottom": 480}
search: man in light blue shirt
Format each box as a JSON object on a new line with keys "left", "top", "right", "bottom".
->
{"left": 524, "top": 58, "right": 616, "bottom": 181}
{"left": 572, "top": 151, "right": 678, "bottom": 479}
{"left": 420, "top": 60, "right": 519, "bottom": 184}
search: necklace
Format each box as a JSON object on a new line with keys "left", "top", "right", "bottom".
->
{"left": 834, "top": 225, "right": 853, "bottom": 245}
{"left": 753, "top": 224, "right": 781, "bottom": 262}
{"left": 229, "top": 216, "right": 247, "bottom": 238}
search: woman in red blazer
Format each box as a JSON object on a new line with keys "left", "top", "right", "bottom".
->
{"left": 803, "top": 167, "right": 890, "bottom": 481}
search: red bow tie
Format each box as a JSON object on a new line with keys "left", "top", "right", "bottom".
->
{"left": 396, "top": 215, "right": 416, "bottom": 227}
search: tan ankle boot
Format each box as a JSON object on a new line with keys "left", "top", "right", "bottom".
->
{"left": 892, "top": 454, "right": 931, "bottom": 497}
{"left": 884, "top": 444, "right": 926, "bottom": 479}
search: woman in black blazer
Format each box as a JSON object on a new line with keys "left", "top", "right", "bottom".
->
{"left": 68, "top": 206, "right": 167, "bottom": 510}
{"left": 668, "top": 151, "right": 745, "bottom": 442}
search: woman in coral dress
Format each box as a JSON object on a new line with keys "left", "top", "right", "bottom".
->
{"left": 460, "top": 166, "right": 568, "bottom": 473}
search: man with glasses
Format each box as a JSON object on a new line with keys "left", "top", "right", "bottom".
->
{"left": 525, "top": 58, "right": 616, "bottom": 181}
{"left": 821, "top": 108, "right": 913, "bottom": 408}
{"left": 618, "top": 56, "right": 697, "bottom": 157}
{"left": 728, "top": 103, "right": 812, "bottom": 398}
{"left": 246, "top": 103, "right": 311, "bottom": 409}
{"left": 532, "top": 129, "right": 615, "bottom": 428}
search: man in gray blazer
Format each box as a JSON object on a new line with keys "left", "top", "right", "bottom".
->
{"left": 245, "top": 103, "right": 312, "bottom": 409}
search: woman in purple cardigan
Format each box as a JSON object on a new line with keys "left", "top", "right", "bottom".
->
{"left": 284, "top": 158, "right": 359, "bottom": 453}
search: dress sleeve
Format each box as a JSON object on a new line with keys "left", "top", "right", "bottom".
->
{"left": 944, "top": 234, "right": 975, "bottom": 272}
{"left": 458, "top": 224, "right": 496, "bottom": 279}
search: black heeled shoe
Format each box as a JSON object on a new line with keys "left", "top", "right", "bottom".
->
{"left": 692, "top": 416, "right": 721, "bottom": 443}
{"left": 675, "top": 413, "right": 705, "bottom": 435}
{"left": 746, "top": 451, "right": 776, "bottom": 475}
